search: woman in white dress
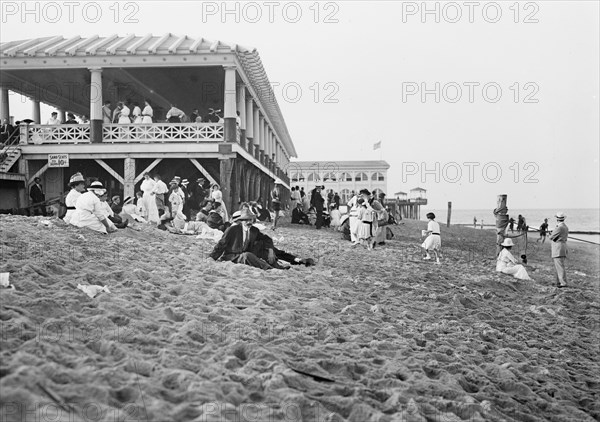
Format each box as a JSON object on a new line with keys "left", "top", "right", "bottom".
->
{"left": 140, "top": 173, "right": 159, "bottom": 223}
{"left": 63, "top": 172, "right": 86, "bottom": 224}
{"left": 117, "top": 102, "right": 131, "bottom": 124}
{"left": 421, "top": 212, "right": 442, "bottom": 264}
{"left": 347, "top": 193, "right": 360, "bottom": 245}
{"left": 210, "top": 183, "right": 229, "bottom": 221}
{"left": 141, "top": 100, "right": 153, "bottom": 124}
{"left": 496, "top": 238, "right": 532, "bottom": 280}
{"left": 132, "top": 102, "right": 142, "bottom": 124}
{"left": 69, "top": 181, "right": 116, "bottom": 234}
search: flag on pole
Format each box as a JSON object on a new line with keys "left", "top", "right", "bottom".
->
{"left": 373, "top": 141, "right": 381, "bottom": 150}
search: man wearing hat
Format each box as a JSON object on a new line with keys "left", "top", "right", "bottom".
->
{"left": 151, "top": 174, "right": 168, "bottom": 216}
{"left": 549, "top": 212, "right": 569, "bottom": 288}
{"left": 63, "top": 172, "right": 86, "bottom": 224}
{"left": 210, "top": 209, "right": 275, "bottom": 269}
{"left": 180, "top": 179, "right": 191, "bottom": 220}
{"left": 29, "top": 176, "right": 46, "bottom": 216}
{"left": 69, "top": 181, "right": 117, "bottom": 233}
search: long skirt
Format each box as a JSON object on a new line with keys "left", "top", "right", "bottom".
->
{"left": 69, "top": 210, "right": 107, "bottom": 234}
{"left": 143, "top": 192, "right": 159, "bottom": 223}
{"left": 500, "top": 265, "right": 532, "bottom": 280}
{"left": 349, "top": 216, "right": 359, "bottom": 242}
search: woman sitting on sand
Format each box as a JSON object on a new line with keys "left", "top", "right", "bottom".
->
{"left": 63, "top": 172, "right": 86, "bottom": 224}
{"left": 69, "top": 181, "right": 117, "bottom": 234}
{"left": 496, "top": 238, "right": 532, "bottom": 280}
{"left": 422, "top": 212, "right": 441, "bottom": 264}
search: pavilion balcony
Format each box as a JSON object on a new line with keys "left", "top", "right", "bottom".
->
{"left": 22, "top": 123, "right": 237, "bottom": 144}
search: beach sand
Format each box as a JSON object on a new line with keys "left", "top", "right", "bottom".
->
{"left": 0, "top": 215, "right": 598, "bottom": 422}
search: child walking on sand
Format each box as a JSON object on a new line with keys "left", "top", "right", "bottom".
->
{"left": 357, "top": 199, "right": 375, "bottom": 250}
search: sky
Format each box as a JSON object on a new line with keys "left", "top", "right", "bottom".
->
{"left": 1, "top": 0, "right": 599, "bottom": 211}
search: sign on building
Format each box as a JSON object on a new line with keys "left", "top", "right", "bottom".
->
{"left": 48, "top": 154, "right": 69, "bottom": 168}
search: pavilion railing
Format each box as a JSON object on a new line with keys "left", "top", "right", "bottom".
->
{"left": 24, "top": 124, "right": 91, "bottom": 144}
{"left": 102, "top": 123, "right": 224, "bottom": 143}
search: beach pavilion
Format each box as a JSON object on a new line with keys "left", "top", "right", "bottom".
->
{"left": 0, "top": 34, "right": 296, "bottom": 211}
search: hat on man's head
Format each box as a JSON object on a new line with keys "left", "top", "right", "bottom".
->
{"left": 555, "top": 211, "right": 566, "bottom": 220}
{"left": 111, "top": 195, "right": 120, "bottom": 202}
{"left": 359, "top": 189, "right": 371, "bottom": 196}
{"left": 123, "top": 196, "right": 133, "bottom": 205}
{"left": 174, "top": 176, "right": 181, "bottom": 181}
{"left": 236, "top": 209, "right": 256, "bottom": 221}
{"left": 500, "top": 238, "right": 515, "bottom": 247}
{"left": 169, "top": 179, "right": 179, "bottom": 185}
{"left": 182, "top": 179, "right": 189, "bottom": 185}
{"left": 88, "top": 181, "right": 106, "bottom": 195}
{"left": 231, "top": 210, "right": 242, "bottom": 220}
{"left": 69, "top": 172, "right": 84, "bottom": 185}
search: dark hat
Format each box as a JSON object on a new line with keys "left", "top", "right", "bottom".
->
{"left": 359, "top": 189, "right": 371, "bottom": 196}
{"left": 426, "top": 212, "right": 436, "bottom": 219}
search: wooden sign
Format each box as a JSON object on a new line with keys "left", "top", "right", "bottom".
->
{"left": 48, "top": 154, "right": 69, "bottom": 168}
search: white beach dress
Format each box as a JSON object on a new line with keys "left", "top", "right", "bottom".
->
{"left": 141, "top": 105, "right": 153, "bottom": 124}
{"left": 347, "top": 195, "right": 359, "bottom": 242}
{"left": 422, "top": 220, "right": 442, "bottom": 250}
{"left": 118, "top": 106, "right": 131, "bottom": 124}
{"left": 132, "top": 106, "right": 142, "bottom": 123}
{"left": 69, "top": 192, "right": 108, "bottom": 234}
{"left": 63, "top": 188, "right": 82, "bottom": 224}
{"left": 211, "top": 189, "right": 229, "bottom": 221}
{"left": 141, "top": 179, "right": 160, "bottom": 223}
{"left": 496, "top": 249, "right": 532, "bottom": 280}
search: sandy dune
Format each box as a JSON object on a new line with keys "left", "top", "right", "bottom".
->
{"left": 0, "top": 215, "right": 598, "bottom": 422}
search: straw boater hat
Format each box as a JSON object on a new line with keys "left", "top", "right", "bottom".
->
{"left": 555, "top": 212, "right": 566, "bottom": 221}
{"left": 68, "top": 172, "right": 84, "bottom": 186}
{"left": 236, "top": 209, "right": 256, "bottom": 221}
{"left": 169, "top": 179, "right": 179, "bottom": 186}
{"left": 274, "top": 179, "right": 283, "bottom": 185}
{"left": 231, "top": 210, "right": 242, "bottom": 221}
{"left": 500, "top": 238, "right": 515, "bottom": 247}
{"left": 88, "top": 181, "right": 106, "bottom": 195}
{"left": 181, "top": 179, "right": 189, "bottom": 186}
{"left": 123, "top": 196, "right": 134, "bottom": 205}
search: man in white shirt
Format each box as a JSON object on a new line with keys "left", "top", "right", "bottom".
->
{"left": 151, "top": 174, "right": 169, "bottom": 216}
{"left": 46, "top": 112, "right": 61, "bottom": 125}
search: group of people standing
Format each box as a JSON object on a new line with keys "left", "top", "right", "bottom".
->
{"left": 103, "top": 100, "right": 154, "bottom": 124}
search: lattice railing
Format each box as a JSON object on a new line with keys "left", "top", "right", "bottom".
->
{"left": 25, "top": 124, "right": 91, "bottom": 144}
{"left": 102, "top": 123, "right": 224, "bottom": 143}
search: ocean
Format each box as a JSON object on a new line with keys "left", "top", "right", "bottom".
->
{"left": 420, "top": 208, "right": 600, "bottom": 245}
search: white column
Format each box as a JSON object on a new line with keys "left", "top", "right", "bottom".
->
{"left": 237, "top": 85, "right": 246, "bottom": 130}
{"left": 253, "top": 108, "right": 260, "bottom": 149}
{"left": 245, "top": 98, "right": 253, "bottom": 138}
{"left": 0, "top": 87, "right": 9, "bottom": 122}
{"left": 258, "top": 114, "right": 265, "bottom": 153}
{"left": 224, "top": 66, "right": 237, "bottom": 119}
{"left": 32, "top": 100, "right": 41, "bottom": 124}
{"left": 89, "top": 67, "right": 103, "bottom": 120}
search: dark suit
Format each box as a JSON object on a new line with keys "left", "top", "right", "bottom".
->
{"left": 311, "top": 190, "right": 324, "bottom": 229}
{"left": 29, "top": 182, "right": 46, "bottom": 216}
{"left": 1, "top": 123, "right": 15, "bottom": 143}
{"left": 210, "top": 224, "right": 273, "bottom": 269}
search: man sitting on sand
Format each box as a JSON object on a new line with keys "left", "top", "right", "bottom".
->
{"left": 291, "top": 203, "right": 310, "bottom": 225}
{"left": 210, "top": 209, "right": 277, "bottom": 270}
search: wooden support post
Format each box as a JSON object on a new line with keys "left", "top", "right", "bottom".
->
{"left": 447, "top": 202, "right": 452, "bottom": 227}
{"left": 494, "top": 194, "right": 508, "bottom": 256}
{"left": 189, "top": 158, "right": 217, "bottom": 186}
{"left": 219, "top": 157, "right": 234, "bottom": 213}
{"left": 134, "top": 158, "right": 162, "bottom": 184}
{"left": 123, "top": 157, "right": 135, "bottom": 199}
{"left": 27, "top": 163, "right": 49, "bottom": 186}
{"left": 94, "top": 159, "right": 124, "bottom": 185}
